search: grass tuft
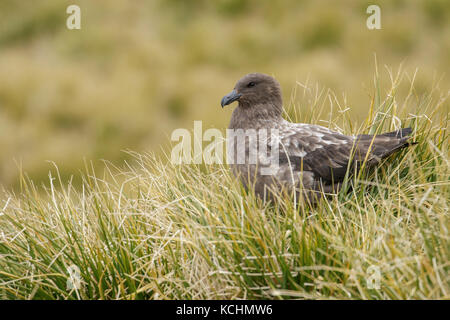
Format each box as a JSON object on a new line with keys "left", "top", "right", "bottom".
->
{"left": 0, "top": 71, "right": 448, "bottom": 299}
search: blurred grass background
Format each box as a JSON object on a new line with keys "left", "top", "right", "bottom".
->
{"left": 0, "top": 0, "right": 449, "bottom": 189}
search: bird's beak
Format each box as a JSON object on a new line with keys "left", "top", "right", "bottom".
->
{"left": 221, "top": 89, "right": 241, "bottom": 108}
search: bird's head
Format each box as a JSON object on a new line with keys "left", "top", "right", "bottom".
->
{"left": 221, "top": 73, "right": 283, "bottom": 116}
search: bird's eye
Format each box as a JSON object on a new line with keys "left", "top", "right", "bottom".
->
{"left": 247, "top": 82, "right": 256, "bottom": 88}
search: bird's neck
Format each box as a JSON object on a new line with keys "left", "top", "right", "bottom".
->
{"left": 228, "top": 103, "right": 283, "bottom": 130}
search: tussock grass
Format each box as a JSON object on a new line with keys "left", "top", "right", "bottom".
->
{"left": 2, "top": 0, "right": 450, "bottom": 188}
{"left": 0, "top": 70, "right": 448, "bottom": 299}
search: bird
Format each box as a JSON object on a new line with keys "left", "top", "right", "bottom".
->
{"left": 221, "top": 72, "right": 416, "bottom": 203}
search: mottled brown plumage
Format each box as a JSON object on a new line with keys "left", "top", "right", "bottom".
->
{"left": 221, "top": 73, "right": 415, "bottom": 203}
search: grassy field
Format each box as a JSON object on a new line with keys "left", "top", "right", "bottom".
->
{"left": 0, "top": 0, "right": 450, "bottom": 188}
{"left": 0, "top": 0, "right": 448, "bottom": 300}
{"left": 0, "top": 69, "right": 448, "bottom": 299}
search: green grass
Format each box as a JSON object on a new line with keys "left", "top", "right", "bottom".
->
{"left": 1, "top": 0, "right": 450, "bottom": 189}
{"left": 0, "top": 71, "right": 448, "bottom": 299}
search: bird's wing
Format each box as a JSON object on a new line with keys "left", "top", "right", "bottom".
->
{"left": 278, "top": 124, "right": 413, "bottom": 185}
{"left": 280, "top": 124, "right": 414, "bottom": 184}
{"left": 278, "top": 124, "right": 355, "bottom": 184}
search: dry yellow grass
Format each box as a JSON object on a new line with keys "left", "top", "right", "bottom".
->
{"left": 0, "top": 68, "right": 448, "bottom": 299}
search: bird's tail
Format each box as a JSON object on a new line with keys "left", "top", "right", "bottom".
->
{"left": 355, "top": 127, "right": 416, "bottom": 165}
{"left": 380, "top": 127, "right": 413, "bottom": 139}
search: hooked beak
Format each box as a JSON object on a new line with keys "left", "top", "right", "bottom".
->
{"left": 221, "top": 89, "right": 241, "bottom": 108}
